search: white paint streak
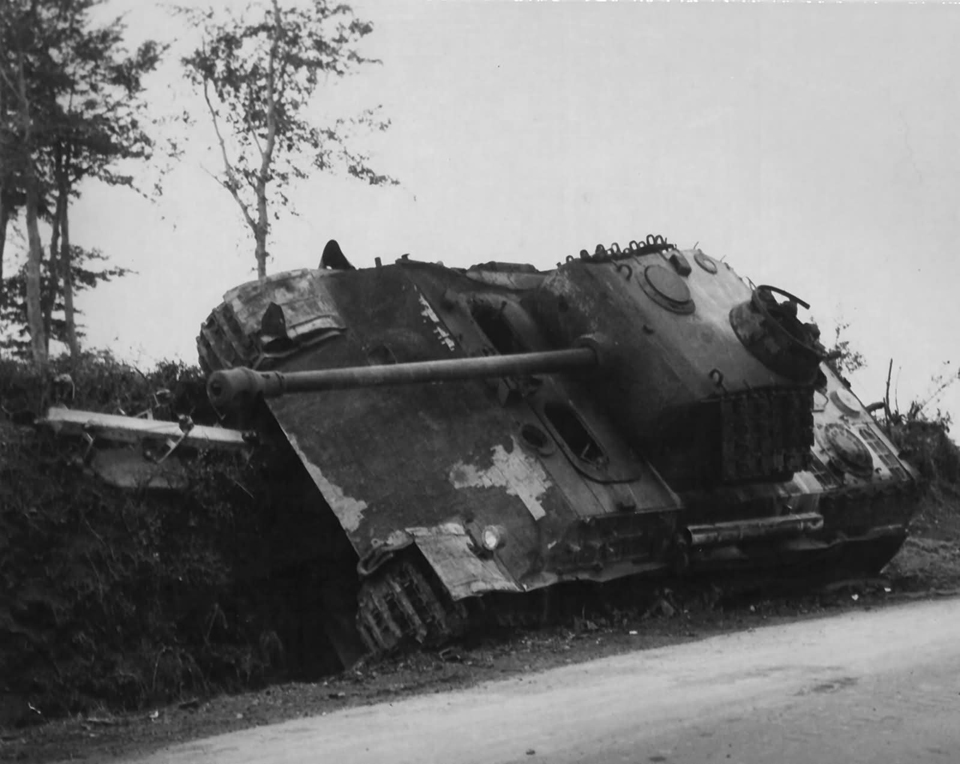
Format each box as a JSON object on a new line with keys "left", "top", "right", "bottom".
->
{"left": 448, "top": 436, "right": 551, "bottom": 520}
{"left": 417, "top": 292, "right": 457, "bottom": 352}
{"left": 285, "top": 433, "right": 368, "bottom": 532}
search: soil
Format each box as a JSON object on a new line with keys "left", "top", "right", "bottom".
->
{"left": 3, "top": 488, "right": 958, "bottom": 764}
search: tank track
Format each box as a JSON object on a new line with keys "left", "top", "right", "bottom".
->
{"left": 197, "top": 301, "right": 260, "bottom": 374}
{"left": 353, "top": 549, "right": 663, "bottom": 657}
{"left": 356, "top": 550, "right": 581, "bottom": 656}
{"left": 356, "top": 552, "right": 469, "bottom": 654}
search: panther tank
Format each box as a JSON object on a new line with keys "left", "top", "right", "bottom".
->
{"left": 199, "top": 235, "right": 922, "bottom": 668}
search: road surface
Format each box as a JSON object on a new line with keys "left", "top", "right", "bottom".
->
{"left": 128, "top": 597, "right": 960, "bottom": 764}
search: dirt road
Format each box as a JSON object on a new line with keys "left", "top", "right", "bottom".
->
{"left": 119, "top": 596, "right": 960, "bottom": 764}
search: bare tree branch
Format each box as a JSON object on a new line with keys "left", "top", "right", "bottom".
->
{"left": 200, "top": 75, "right": 257, "bottom": 237}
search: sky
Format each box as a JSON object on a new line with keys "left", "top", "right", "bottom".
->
{"left": 39, "top": 0, "right": 960, "bottom": 424}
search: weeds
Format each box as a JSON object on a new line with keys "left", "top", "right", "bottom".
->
{"left": 0, "top": 353, "right": 279, "bottom": 725}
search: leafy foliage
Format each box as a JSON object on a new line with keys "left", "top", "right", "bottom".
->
{"left": 826, "top": 319, "right": 866, "bottom": 377}
{"left": 0, "top": 0, "right": 165, "bottom": 202}
{"left": 179, "top": 0, "right": 396, "bottom": 277}
{"left": 0, "top": 354, "right": 291, "bottom": 720}
{"left": 43, "top": 17, "right": 165, "bottom": 192}
{"left": 0, "top": 0, "right": 164, "bottom": 362}
{"left": 882, "top": 361, "right": 960, "bottom": 494}
{"left": 824, "top": 320, "right": 960, "bottom": 533}
{"left": 0, "top": 245, "right": 130, "bottom": 357}
{"left": 889, "top": 417, "right": 960, "bottom": 486}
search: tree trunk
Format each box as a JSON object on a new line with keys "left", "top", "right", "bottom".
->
{"left": 44, "top": 146, "right": 65, "bottom": 352}
{"left": 24, "top": 175, "right": 47, "bottom": 366}
{"left": 0, "top": 69, "right": 8, "bottom": 309}
{"left": 253, "top": 0, "right": 281, "bottom": 281}
{"left": 0, "top": 200, "right": 8, "bottom": 309}
{"left": 17, "top": 53, "right": 47, "bottom": 367}
{"left": 61, "top": 184, "right": 79, "bottom": 359}
{"left": 255, "top": 184, "right": 268, "bottom": 279}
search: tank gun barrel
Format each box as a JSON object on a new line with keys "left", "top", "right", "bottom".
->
{"left": 207, "top": 343, "right": 601, "bottom": 410}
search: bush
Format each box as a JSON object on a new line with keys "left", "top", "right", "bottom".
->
{"left": 0, "top": 350, "right": 214, "bottom": 423}
{"left": 889, "top": 419, "right": 960, "bottom": 487}
{"left": 0, "top": 353, "right": 279, "bottom": 723}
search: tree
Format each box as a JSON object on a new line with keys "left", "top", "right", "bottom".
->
{"left": 42, "top": 21, "right": 163, "bottom": 358}
{"left": 180, "top": 0, "right": 396, "bottom": 279}
{"left": 8, "top": 41, "right": 49, "bottom": 366}
{"left": 0, "top": 0, "right": 163, "bottom": 363}
{"left": 0, "top": 61, "right": 22, "bottom": 306}
{"left": 0, "top": 244, "right": 129, "bottom": 357}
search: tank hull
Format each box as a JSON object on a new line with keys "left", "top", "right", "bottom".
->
{"left": 200, "top": 246, "right": 922, "bottom": 665}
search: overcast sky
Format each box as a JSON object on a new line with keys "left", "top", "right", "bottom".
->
{"left": 59, "top": 0, "right": 960, "bottom": 423}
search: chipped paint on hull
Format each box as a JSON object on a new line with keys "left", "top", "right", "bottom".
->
{"left": 416, "top": 291, "right": 457, "bottom": 352}
{"left": 448, "top": 436, "right": 551, "bottom": 520}
{"left": 285, "top": 432, "right": 368, "bottom": 532}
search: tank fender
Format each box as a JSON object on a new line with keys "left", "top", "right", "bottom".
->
{"left": 407, "top": 523, "right": 521, "bottom": 600}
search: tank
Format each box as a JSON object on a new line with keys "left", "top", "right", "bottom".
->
{"left": 198, "top": 236, "right": 922, "bottom": 667}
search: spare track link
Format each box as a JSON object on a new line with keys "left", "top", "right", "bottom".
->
{"left": 197, "top": 301, "right": 260, "bottom": 373}
{"left": 356, "top": 552, "right": 468, "bottom": 655}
